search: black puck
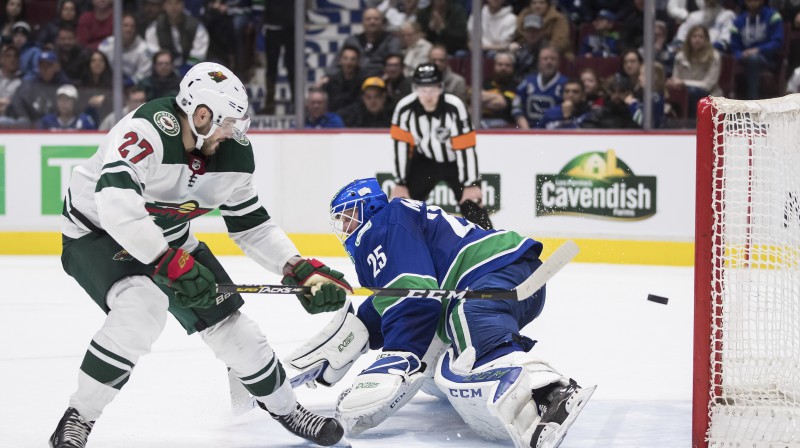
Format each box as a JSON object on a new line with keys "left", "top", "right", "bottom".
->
{"left": 647, "top": 294, "right": 669, "bottom": 305}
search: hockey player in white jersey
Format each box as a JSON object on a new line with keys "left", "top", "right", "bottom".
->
{"left": 283, "top": 178, "right": 595, "bottom": 448}
{"left": 48, "top": 62, "right": 353, "bottom": 447}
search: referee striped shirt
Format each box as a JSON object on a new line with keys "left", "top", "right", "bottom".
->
{"left": 390, "top": 92, "right": 479, "bottom": 187}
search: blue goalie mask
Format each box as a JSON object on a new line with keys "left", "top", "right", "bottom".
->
{"left": 330, "top": 178, "right": 389, "bottom": 243}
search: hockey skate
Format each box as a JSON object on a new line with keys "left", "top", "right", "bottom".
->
{"left": 49, "top": 407, "right": 94, "bottom": 448}
{"left": 259, "top": 401, "right": 344, "bottom": 446}
{"left": 530, "top": 379, "right": 596, "bottom": 448}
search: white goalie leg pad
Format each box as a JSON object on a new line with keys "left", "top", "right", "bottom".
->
{"left": 335, "top": 350, "right": 427, "bottom": 435}
{"left": 285, "top": 298, "right": 369, "bottom": 388}
{"left": 434, "top": 347, "right": 568, "bottom": 448}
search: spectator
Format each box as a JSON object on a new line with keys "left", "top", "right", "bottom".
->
{"left": 0, "top": 0, "right": 25, "bottom": 45}
{"left": 321, "top": 45, "right": 364, "bottom": 113}
{"left": 138, "top": 49, "right": 180, "bottom": 100}
{"left": 668, "top": 25, "right": 721, "bottom": 118}
{"left": 540, "top": 78, "right": 592, "bottom": 129}
{"left": 79, "top": 49, "right": 113, "bottom": 123}
{"left": 10, "top": 21, "right": 40, "bottom": 81}
{"left": 262, "top": 0, "right": 295, "bottom": 114}
{"left": 516, "top": 0, "right": 573, "bottom": 59}
{"left": 202, "top": 0, "right": 235, "bottom": 70}
{"left": 646, "top": 20, "right": 676, "bottom": 77}
{"left": 77, "top": 0, "right": 113, "bottom": 50}
{"left": 480, "top": 50, "right": 517, "bottom": 128}
{"left": 337, "top": 76, "right": 395, "bottom": 128}
{"left": 417, "top": 0, "right": 469, "bottom": 55}
{"left": 145, "top": 0, "right": 209, "bottom": 74}
{"left": 619, "top": 0, "right": 644, "bottom": 52}
{"left": 39, "top": 84, "right": 96, "bottom": 130}
{"left": 8, "top": 51, "right": 69, "bottom": 127}
{"left": 304, "top": 88, "right": 344, "bottom": 129}
{"left": 666, "top": 0, "right": 704, "bottom": 24}
{"left": 399, "top": 20, "right": 432, "bottom": 78}
{"left": 382, "top": 53, "right": 412, "bottom": 103}
{"left": 630, "top": 61, "right": 666, "bottom": 128}
{"left": 673, "top": 0, "right": 734, "bottom": 52}
{"left": 98, "top": 86, "right": 146, "bottom": 130}
{"left": 578, "top": 9, "right": 619, "bottom": 57}
{"left": 730, "top": 0, "right": 784, "bottom": 100}
{"left": 509, "top": 9, "right": 544, "bottom": 78}
{"left": 0, "top": 44, "right": 21, "bottom": 119}
{"left": 579, "top": 67, "right": 606, "bottom": 108}
{"left": 36, "top": 0, "right": 79, "bottom": 47}
{"left": 98, "top": 14, "right": 152, "bottom": 83}
{"left": 580, "top": 75, "right": 637, "bottom": 128}
{"left": 369, "top": 0, "right": 420, "bottom": 31}
{"left": 429, "top": 44, "right": 467, "bottom": 103}
{"left": 54, "top": 25, "right": 89, "bottom": 84}
{"left": 136, "top": 0, "right": 164, "bottom": 37}
{"left": 214, "top": 0, "right": 252, "bottom": 77}
{"left": 339, "top": 7, "right": 402, "bottom": 78}
{"left": 617, "top": 49, "right": 642, "bottom": 89}
{"left": 512, "top": 45, "right": 567, "bottom": 129}
{"left": 467, "top": 0, "right": 518, "bottom": 53}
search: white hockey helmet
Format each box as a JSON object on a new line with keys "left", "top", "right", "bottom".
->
{"left": 176, "top": 62, "right": 250, "bottom": 149}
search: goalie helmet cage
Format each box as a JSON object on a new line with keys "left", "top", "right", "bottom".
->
{"left": 694, "top": 95, "right": 800, "bottom": 448}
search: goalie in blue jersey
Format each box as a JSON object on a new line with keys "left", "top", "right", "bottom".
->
{"left": 284, "top": 178, "right": 595, "bottom": 448}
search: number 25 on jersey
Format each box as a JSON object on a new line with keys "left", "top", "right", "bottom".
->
{"left": 367, "top": 246, "right": 387, "bottom": 278}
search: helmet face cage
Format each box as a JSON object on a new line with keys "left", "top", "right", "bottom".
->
{"left": 330, "top": 198, "right": 364, "bottom": 244}
{"left": 329, "top": 178, "right": 388, "bottom": 243}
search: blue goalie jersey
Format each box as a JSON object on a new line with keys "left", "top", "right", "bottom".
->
{"left": 345, "top": 198, "right": 542, "bottom": 351}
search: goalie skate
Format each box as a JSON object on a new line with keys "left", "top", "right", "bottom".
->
{"left": 530, "top": 381, "right": 596, "bottom": 448}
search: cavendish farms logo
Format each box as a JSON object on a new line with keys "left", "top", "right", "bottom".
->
{"left": 208, "top": 71, "right": 227, "bottom": 82}
{"left": 154, "top": 111, "right": 179, "bottom": 136}
{"left": 536, "top": 150, "right": 656, "bottom": 219}
{"left": 145, "top": 200, "right": 212, "bottom": 227}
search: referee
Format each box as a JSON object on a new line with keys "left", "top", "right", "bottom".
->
{"left": 389, "top": 63, "right": 493, "bottom": 229}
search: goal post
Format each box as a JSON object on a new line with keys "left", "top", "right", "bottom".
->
{"left": 694, "top": 95, "right": 800, "bottom": 448}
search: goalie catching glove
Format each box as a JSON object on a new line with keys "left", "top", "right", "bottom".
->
{"left": 152, "top": 248, "right": 216, "bottom": 308}
{"left": 281, "top": 258, "right": 353, "bottom": 314}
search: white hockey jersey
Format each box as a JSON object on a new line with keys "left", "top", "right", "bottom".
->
{"left": 62, "top": 97, "right": 298, "bottom": 274}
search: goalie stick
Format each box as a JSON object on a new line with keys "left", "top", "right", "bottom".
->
{"left": 217, "top": 240, "right": 579, "bottom": 301}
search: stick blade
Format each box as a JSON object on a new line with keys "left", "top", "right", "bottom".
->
{"left": 514, "top": 240, "right": 580, "bottom": 300}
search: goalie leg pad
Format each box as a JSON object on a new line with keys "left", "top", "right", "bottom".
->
{"left": 285, "top": 298, "right": 369, "bottom": 388}
{"left": 335, "top": 351, "right": 427, "bottom": 435}
{"left": 434, "top": 347, "right": 568, "bottom": 448}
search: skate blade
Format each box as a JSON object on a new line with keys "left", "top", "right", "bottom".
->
{"left": 537, "top": 385, "right": 597, "bottom": 448}
{"left": 330, "top": 435, "right": 352, "bottom": 447}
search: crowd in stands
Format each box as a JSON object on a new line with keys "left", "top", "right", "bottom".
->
{"left": 0, "top": 0, "right": 798, "bottom": 130}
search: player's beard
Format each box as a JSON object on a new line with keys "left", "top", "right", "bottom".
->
{"left": 200, "top": 138, "right": 222, "bottom": 156}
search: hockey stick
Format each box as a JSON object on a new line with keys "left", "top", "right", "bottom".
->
{"left": 217, "top": 240, "right": 579, "bottom": 301}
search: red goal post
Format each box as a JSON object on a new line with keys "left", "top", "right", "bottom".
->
{"left": 694, "top": 96, "right": 800, "bottom": 448}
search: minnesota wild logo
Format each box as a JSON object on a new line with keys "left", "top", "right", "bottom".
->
{"left": 145, "top": 200, "right": 213, "bottom": 228}
{"left": 536, "top": 150, "right": 656, "bottom": 219}
{"left": 154, "top": 111, "right": 179, "bottom": 136}
{"left": 208, "top": 71, "right": 227, "bottom": 83}
{"left": 113, "top": 250, "right": 133, "bottom": 261}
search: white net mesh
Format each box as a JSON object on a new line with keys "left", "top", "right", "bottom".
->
{"left": 706, "top": 95, "right": 800, "bottom": 447}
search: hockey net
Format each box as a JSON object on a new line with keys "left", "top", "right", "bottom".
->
{"left": 694, "top": 95, "right": 800, "bottom": 448}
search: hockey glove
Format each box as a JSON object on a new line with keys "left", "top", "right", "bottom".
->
{"left": 153, "top": 248, "right": 217, "bottom": 309}
{"left": 281, "top": 258, "right": 353, "bottom": 314}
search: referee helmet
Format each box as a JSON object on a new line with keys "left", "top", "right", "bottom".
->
{"left": 412, "top": 63, "right": 443, "bottom": 86}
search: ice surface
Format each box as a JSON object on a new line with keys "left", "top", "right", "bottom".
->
{"left": 0, "top": 256, "right": 692, "bottom": 447}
